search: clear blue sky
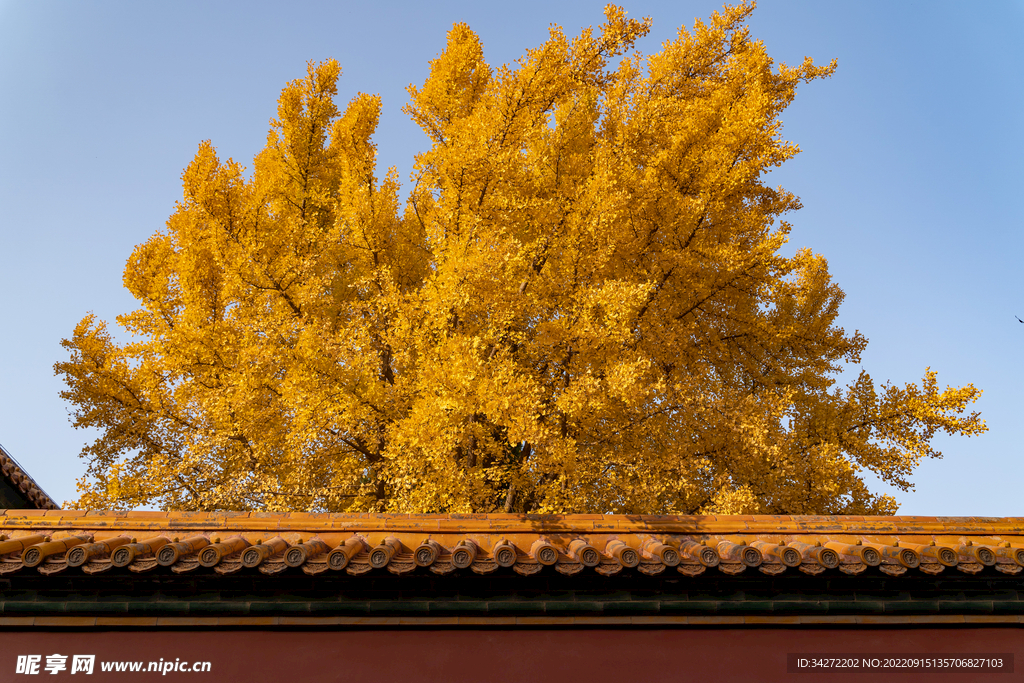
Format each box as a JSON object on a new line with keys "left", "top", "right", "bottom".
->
{"left": 1, "top": 0, "right": 1021, "bottom": 513}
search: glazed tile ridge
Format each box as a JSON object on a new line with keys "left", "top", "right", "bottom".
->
{"left": 1, "top": 511, "right": 1023, "bottom": 535}
{"left": 1, "top": 512, "right": 1023, "bottom": 580}
{"left": 0, "top": 444, "right": 59, "bottom": 511}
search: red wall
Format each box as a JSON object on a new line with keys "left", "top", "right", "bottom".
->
{"left": 2, "top": 628, "right": 1021, "bottom": 682}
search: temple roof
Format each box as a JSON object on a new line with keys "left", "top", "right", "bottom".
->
{"left": 0, "top": 444, "right": 58, "bottom": 511}
{"left": 2, "top": 511, "right": 1022, "bottom": 579}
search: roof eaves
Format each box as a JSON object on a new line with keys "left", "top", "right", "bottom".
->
{"left": 0, "top": 443, "right": 60, "bottom": 511}
{"left": 1, "top": 513, "right": 1022, "bottom": 579}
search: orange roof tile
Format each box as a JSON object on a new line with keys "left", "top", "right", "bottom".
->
{"left": 1, "top": 511, "right": 1022, "bottom": 579}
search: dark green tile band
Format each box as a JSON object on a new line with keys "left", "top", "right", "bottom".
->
{"left": 0, "top": 567, "right": 1021, "bottom": 620}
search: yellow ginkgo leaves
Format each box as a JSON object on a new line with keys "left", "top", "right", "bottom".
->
{"left": 56, "top": 4, "right": 984, "bottom": 514}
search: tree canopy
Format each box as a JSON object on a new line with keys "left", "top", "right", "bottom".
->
{"left": 56, "top": 4, "right": 985, "bottom": 514}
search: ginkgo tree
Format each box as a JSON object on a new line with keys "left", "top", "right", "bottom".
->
{"left": 57, "top": 4, "right": 985, "bottom": 514}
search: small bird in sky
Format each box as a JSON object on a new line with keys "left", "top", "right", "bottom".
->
{"left": 1018, "top": 316, "right": 1024, "bottom": 323}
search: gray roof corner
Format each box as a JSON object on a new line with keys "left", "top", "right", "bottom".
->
{"left": 0, "top": 442, "right": 60, "bottom": 510}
